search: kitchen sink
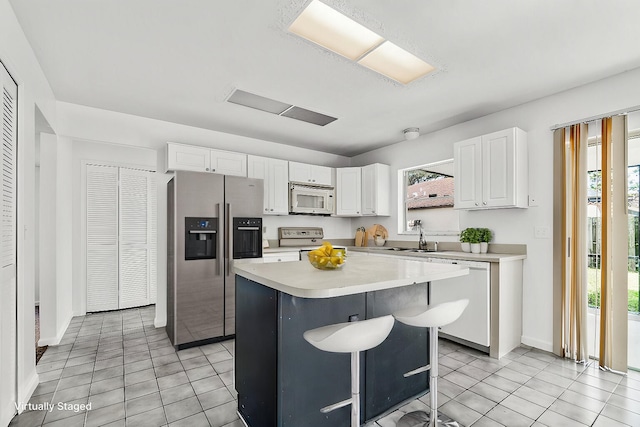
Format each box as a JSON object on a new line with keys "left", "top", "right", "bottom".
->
{"left": 371, "top": 247, "right": 439, "bottom": 253}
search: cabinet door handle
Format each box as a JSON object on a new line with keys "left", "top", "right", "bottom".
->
{"left": 270, "top": 208, "right": 274, "bottom": 211}
{"left": 483, "top": 201, "right": 487, "bottom": 205}
{"left": 206, "top": 168, "right": 210, "bottom": 171}
{"left": 475, "top": 202, "right": 479, "bottom": 206}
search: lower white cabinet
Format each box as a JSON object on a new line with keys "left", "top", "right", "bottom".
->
{"left": 263, "top": 252, "right": 300, "bottom": 263}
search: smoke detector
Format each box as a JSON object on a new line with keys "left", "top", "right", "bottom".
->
{"left": 403, "top": 128, "right": 420, "bottom": 140}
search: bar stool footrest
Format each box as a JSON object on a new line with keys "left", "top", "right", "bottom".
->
{"left": 396, "top": 410, "right": 461, "bottom": 427}
{"left": 320, "top": 397, "right": 352, "bottom": 413}
{"left": 403, "top": 364, "right": 431, "bottom": 378}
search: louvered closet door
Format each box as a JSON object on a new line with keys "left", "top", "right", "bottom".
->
{"left": 0, "top": 62, "right": 17, "bottom": 427}
{"left": 119, "top": 168, "right": 156, "bottom": 309}
{"left": 86, "top": 165, "right": 119, "bottom": 312}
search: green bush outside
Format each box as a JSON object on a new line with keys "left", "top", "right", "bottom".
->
{"left": 587, "top": 268, "right": 640, "bottom": 312}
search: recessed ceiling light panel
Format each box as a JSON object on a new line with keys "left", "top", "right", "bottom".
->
{"left": 280, "top": 106, "right": 337, "bottom": 126}
{"left": 288, "top": 0, "right": 383, "bottom": 61}
{"left": 226, "top": 89, "right": 337, "bottom": 126}
{"left": 227, "top": 89, "right": 292, "bottom": 114}
{"left": 358, "top": 41, "right": 436, "bottom": 84}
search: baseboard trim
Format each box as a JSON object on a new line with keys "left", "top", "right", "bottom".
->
{"left": 18, "top": 370, "right": 39, "bottom": 414}
{"left": 37, "top": 313, "right": 73, "bottom": 347}
{"left": 521, "top": 335, "right": 553, "bottom": 353}
{"left": 1, "top": 400, "right": 16, "bottom": 426}
{"left": 154, "top": 316, "right": 166, "bottom": 328}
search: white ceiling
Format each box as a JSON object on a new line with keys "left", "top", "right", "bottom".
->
{"left": 10, "top": 0, "right": 640, "bottom": 156}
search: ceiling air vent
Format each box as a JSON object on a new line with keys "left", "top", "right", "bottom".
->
{"left": 226, "top": 89, "right": 337, "bottom": 126}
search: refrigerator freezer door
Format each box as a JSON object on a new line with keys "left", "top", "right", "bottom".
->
{"left": 173, "top": 172, "right": 225, "bottom": 345}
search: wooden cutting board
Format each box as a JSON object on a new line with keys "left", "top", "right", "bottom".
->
{"left": 355, "top": 229, "right": 366, "bottom": 247}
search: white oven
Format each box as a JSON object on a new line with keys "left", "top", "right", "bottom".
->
{"left": 289, "top": 183, "right": 334, "bottom": 215}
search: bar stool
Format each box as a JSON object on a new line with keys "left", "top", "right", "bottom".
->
{"left": 303, "top": 315, "right": 395, "bottom": 427}
{"left": 393, "top": 299, "right": 469, "bottom": 427}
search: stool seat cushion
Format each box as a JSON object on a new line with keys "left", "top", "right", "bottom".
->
{"left": 394, "top": 299, "right": 469, "bottom": 328}
{"left": 303, "top": 315, "right": 394, "bottom": 353}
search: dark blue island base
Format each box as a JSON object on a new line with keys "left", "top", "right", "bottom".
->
{"left": 235, "top": 275, "right": 431, "bottom": 427}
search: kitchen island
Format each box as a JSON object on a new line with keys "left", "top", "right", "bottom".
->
{"left": 233, "top": 256, "right": 468, "bottom": 427}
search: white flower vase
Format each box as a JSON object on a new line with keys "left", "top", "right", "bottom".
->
{"left": 480, "top": 242, "right": 488, "bottom": 253}
{"left": 471, "top": 243, "right": 481, "bottom": 254}
{"left": 461, "top": 242, "right": 471, "bottom": 253}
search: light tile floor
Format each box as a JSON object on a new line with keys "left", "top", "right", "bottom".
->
{"left": 9, "top": 306, "right": 640, "bottom": 427}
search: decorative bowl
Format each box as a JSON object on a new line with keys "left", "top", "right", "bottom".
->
{"left": 308, "top": 248, "right": 346, "bottom": 270}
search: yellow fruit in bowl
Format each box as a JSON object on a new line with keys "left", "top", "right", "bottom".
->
{"left": 308, "top": 242, "right": 345, "bottom": 270}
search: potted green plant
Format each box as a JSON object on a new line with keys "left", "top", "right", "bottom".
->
{"left": 459, "top": 228, "right": 474, "bottom": 252}
{"left": 478, "top": 228, "right": 493, "bottom": 253}
{"left": 467, "top": 228, "right": 482, "bottom": 253}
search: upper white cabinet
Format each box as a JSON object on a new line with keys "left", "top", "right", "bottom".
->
{"left": 361, "top": 163, "right": 390, "bottom": 216}
{"left": 454, "top": 127, "right": 528, "bottom": 210}
{"left": 210, "top": 149, "right": 247, "bottom": 177}
{"left": 289, "top": 161, "right": 332, "bottom": 186}
{"left": 336, "top": 167, "right": 362, "bottom": 216}
{"left": 166, "top": 143, "right": 210, "bottom": 172}
{"left": 248, "top": 155, "right": 289, "bottom": 215}
{"left": 166, "top": 142, "right": 247, "bottom": 177}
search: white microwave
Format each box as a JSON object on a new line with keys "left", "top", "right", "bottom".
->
{"left": 289, "top": 183, "right": 334, "bottom": 215}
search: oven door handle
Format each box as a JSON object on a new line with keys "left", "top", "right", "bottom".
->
{"left": 226, "top": 203, "right": 232, "bottom": 277}
{"left": 236, "top": 226, "right": 260, "bottom": 231}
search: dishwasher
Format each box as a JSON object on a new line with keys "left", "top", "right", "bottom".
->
{"left": 428, "top": 258, "right": 490, "bottom": 349}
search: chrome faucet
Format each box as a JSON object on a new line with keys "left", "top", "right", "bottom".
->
{"left": 414, "top": 220, "right": 427, "bottom": 250}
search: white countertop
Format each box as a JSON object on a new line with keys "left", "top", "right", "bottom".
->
{"left": 354, "top": 248, "right": 527, "bottom": 263}
{"left": 233, "top": 256, "right": 468, "bottom": 298}
{"left": 264, "top": 246, "right": 526, "bottom": 263}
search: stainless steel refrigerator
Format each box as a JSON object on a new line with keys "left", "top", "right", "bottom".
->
{"left": 167, "top": 171, "right": 263, "bottom": 349}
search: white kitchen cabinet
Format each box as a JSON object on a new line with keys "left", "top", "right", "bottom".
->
{"left": 335, "top": 167, "right": 362, "bottom": 216}
{"left": 362, "top": 163, "right": 390, "bottom": 216}
{"left": 166, "top": 143, "right": 210, "bottom": 173}
{"left": 454, "top": 127, "right": 528, "bottom": 209}
{"left": 263, "top": 252, "right": 300, "bottom": 263}
{"left": 288, "top": 161, "right": 332, "bottom": 186}
{"left": 166, "top": 142, "right": 247, "bottom": 176}
{"left": 210, "top": 148, "right": 247, "bottom": 177}
{"left": 248, "top": 155, "right": 289, "bottom": 215}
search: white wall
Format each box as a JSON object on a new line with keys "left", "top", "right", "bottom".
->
{"left": 34, "top": 165, "right": 39, "bottom": 305}
{"left": 38, "top": 133, "right": 57, "bottom": 345}
{"left": 352, "top": 67, "right": 640, "bottom": 352}
{"left": 1, "top": 0, "right": 58, "bottom": 412}
{"left": 56, "top": 137, "right": 73, "bottom": 338}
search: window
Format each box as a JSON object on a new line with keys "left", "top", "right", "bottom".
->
{"left": 399, "top": 159, "right": 460, "bottom": 234}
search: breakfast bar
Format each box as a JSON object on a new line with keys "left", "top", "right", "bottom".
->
{"left": 233, "top": 256, "right": 468, "bottom": 427}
